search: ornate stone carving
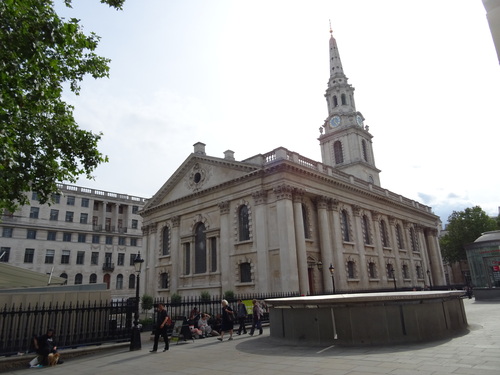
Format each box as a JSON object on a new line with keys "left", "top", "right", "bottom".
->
{"left": 149, "top": 222, "right": 158, "bottom": 233}
{"left": 352, "top": 204, "right": 361, "bottom": 216}
{"left": 218, "top": 201, "right": 230, "bottom": 214}
{"left": 329, "top": 198, "right": 339, "bottom": 211}
{"left": 371, "top": 210, "right": 380, "bottom": 221}
{"left": 186, "top": 162, "right": 211, "bottom": 191}
{"left": 171, "top": 215, "right": 180, "bottom": 228}
{"left": 252, "top": 190, "right": 268, "bottom": 205}
{"left": 273, "top": 184, "right": 293, "bottom": 200}
{"left": 388, "top": 216, "right": 397, "bottom": 226}
{"left": 292, "top": 188, "right": 305, "bottom": 203}
{"left": 315, "top": 196, "right": 329, "bottom": 210}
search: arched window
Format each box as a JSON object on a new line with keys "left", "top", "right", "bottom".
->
{"left": 116, "top": 274, "right": 123, "bottom": 289}
{"left": 368, "top": 262, "right": 376, "bottom": 278}
{"left": 333, "top": 95, "right": 338, "bottom": 107}
{"left": 402, "top": 264, "right": 410, "bottom": 279}
{"left": 362, "top": 215, "right": 371, "bottom": 244}
{"left": 75, "top": 273, "right": 83, "bottom": 285}
{"left": 341, "top": 209, "right": 351, "bottom": 242}
{"left": 240, "top": 262, "right": 251, "bottom": 283}
{"left": 396, "top": 224, "right": 404, "bottom": 250}
{"left": 416, "top": 265, "right": 423, "bottom": 279}
{"left": 409, "top": 227, "right": 419, "bottom": 252}
{"left": 103, "top": 274, "right": 110, "bottom": 289}
{"left": 380, "top": 220, "right": 390, "bottom": 247}
{"left": 333, "top": 141, "right": 344, "bottom": 164}
{"left": 341, "top": 93, "right": 347, "bottom": 105}
{"left": 128, "top": 274, "right": 135, "bottom": 289}
{"left": 89, "top": 273, "right": 97, "bottom": 284}
{"left": 386, "top": 263, "right": 394, "bottom": 278}
{"left": 238, "top": 205, "right": 250, "bottom": 241}
{"left": 362, "top": 140, "right": 368, "bottom": 162}
{"left": 347, "top": 260, "right": 355, "bottom": 279}
{"left": 160, "top": 272, "right": 169, "bottom": 289}
{"left": 162, "top": 226, "right": 170, "bottom": 256}
{"left": 194, "top": 223, "right": 207, "bottom": 274}
{"left": 302, "top": 203, "right": 310, "bottom": 239}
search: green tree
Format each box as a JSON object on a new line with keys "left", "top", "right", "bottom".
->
{"left": 440, "top": 206, "right": 497, "bottom": 263}
{"left": 0, "top": 0, "right": 124, "bottom": 212}
{"left": 141, "top": 294, "right": 153, "bottom": 312}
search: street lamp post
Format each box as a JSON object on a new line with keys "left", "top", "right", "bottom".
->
{"left": 427, "top": 269, "right": 432, "bottom": 290}
{"left": 130, "top": 252, "right": 144, "bottom": 351}
{"left": 391, "top": 268, "right": 397, "bottom": 291}
{"left": 329, "top": 263, "right": 336, "bottom": 294}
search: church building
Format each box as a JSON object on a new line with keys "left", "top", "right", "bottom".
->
{"left": 140, "top": 30, "right": 445, "bottom": 297}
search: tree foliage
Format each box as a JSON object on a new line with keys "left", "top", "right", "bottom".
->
{"left": 0, "top": 0, "right": 124, "bottom": 212}
{"left": 440, "top": 206, "right": 497, "bottom": 263}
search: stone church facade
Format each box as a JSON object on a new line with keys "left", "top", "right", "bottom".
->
{"left": 140, "top": 30, "right": 445, "bottom": 297}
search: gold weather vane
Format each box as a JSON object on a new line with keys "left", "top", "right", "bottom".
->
{"left": 329, "top": 19, "right": 332, "bottom": 35}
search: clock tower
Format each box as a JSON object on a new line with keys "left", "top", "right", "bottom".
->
{"left": 318, "top": 26, "right": 381, "bottom": 186}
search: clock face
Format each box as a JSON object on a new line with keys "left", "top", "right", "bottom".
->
{"left": 330, "top": 116, "right": 341, "bottom": 128}
{"left": 356, "top": 115, "right": 363, "bottom": 127}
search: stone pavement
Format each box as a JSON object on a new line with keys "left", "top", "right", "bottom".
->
{"left": 4, "top": 298, "right": 500, "bottom": 375}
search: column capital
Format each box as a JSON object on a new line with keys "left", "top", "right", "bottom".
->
{"left": 171, "top": 215, "right": 180, "bottom": 228}
{"left": 352, "top": 204, "right": 361, "bottom": 217}
{"left": 252, "top": 190, "right": 268, "bottom": 205}
{"left": 371, "top": 210, "right": 380, "bottom": 221}
{"left": 314, "top": 195, "right": 329, "bottom": 210}
{"left": 273, "top": 184, "right": 293, "bottom": 200}
{"left": 218, "top": 201, "right": 230, "bottom": 214}
{"left": 292, "top": 188, "right": 305, "bottom": 203}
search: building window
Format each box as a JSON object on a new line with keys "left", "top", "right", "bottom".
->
{"left": 162, "top": 226, "right": 170, "bottom": 256}
{"left": 333, "top": 95, "right": 338, "bottom": 107}
{"left": 2, "top": 227, "right": 13, "bottom": 238}
{"left": 238, "top": 205, "right": 250, "bottom": 241}
{"left": 240, "top": 262, "right": 252, "bottom": 283}
{"left": 105, "top": 236, "right": 113, "bottom": 245}
{"left": 128, "top": 274, "right": 135, "bottom": 289}
{"left": 81, "top": 198, "right": 89, "bottom": 207}
{"left": 132, "top": 205, "right": 139, "bottom": 214}
{"left": 104, "top": 252, "right": 112, "bottom": 267}
{"left": 341, "top": 93, "right": 347, "bottom": 105}
{"left": 117, "top": 253, "right": 124, "bottom": 266}
{"left": 160, "top": 272, "right": 169, "bottom": 289}
{"left": 380, "top": 220, "right": 390, "bottom": 248}
{"left": 75, "top": 273, "right": 83, "bottom": 285}
{"left": 67, "top": 195, "right": 75, "bottom": 205}
{"left": 29, "top": 207, "right": 39, "bottom": 219}
{"left": 340, "top": 210, "right": 351, "bottom": 242}
{"left": 116, "top": 274, "right": 123, "bottom": 289}
{"left": 362, "top": 140, "right": 368, "bottom": 162}
{"left": 89, "top": 273, "right": 97, "bottom": 284}
{"left": 27, "top": 229, "right": 37, "bottom": 239}
{"left": 416, "top": 265, "right": 423, "bottom": 279}
{"left": 106, "top": 204, "right": 112, "bottom": 213}
{"left": 302, "top": 204, "right": 311, "bottom": 239}
{"left": 0, "top": 247, "right": 10, "bottom": 262}
{"left": 194, "top": 223, "right": 207, "bottom": 274}
{"left": 184, "top": 243, "right": 190, "bottom": 275}
{"left": 76, "top": 251, "right": 85, "bottom": 265}
{"left": 129, "top": 253, "right": 137, "bottom": 266}
{"left": 210, "top": 237, "right": 217, "bottom": 272}
{"left": 410, "top": 227, "right": 419, "bottom": 252}
{"left": 402, "top": 264, "right": 410, "bottom": 279}
{"left": 91, "top": 252, "right": 99, "bottom": 265}
{"left": 362, "top": 215, "right": 371, "bottom": 244}
{"left": 105, "top": 218, "right": 111, "bottom": 231}
{"left": 78, "top": 233, "right": 86, "bottom": 243}
{"left": 396, "top": 224, "right": 404, "bottom": 250}
{"left": 65, "top": 211, "right": 74, "bottom": 222}
{"left": 118, "top": 205, "right": 123, "bottom": 214}
{"left": 347, "top": 260, "right": 355, "bottom": 279}
{"left": 61, "top": 250, "right": 70, "bottom": 264}
{"left": 118, "top": 237, "right": 126, "bottom": 246}
{"left": 92, "top": 234, "right": 100, "bottom": 244}
{"left": 368, "top": 262, "right": 376, "bottom": 278}
{"left": 50, "top": 209, "right": 59, "bottom": 221}
{"left": 386, "top": 263, "right": 394, "bottom": 279}
{"left": 130, "top": 238, "right": 138, "bottom": 247}
{"left": 45, "top": 249, "right": 55, "bottom": 264}
{"left": 80, "top": 213, "right": 88, "bottom": 224}
{"left": 93, "top": 201, "right": 99, "bottom": 211}
{"left": 51, "top": 193, "right": 60, "bottom": 203}
{"left": 47, "top": 231, "right": 57, "bottom": 241}
{"left": 24, "top": 249, "right": 35, "bottom": 263}
{"left": 333, "top": 141, "right": 344, "bottom": 164}
{"left": 63, "top": 232, "right": 72, "bottom": 242}
{"left": 32, "top": 192, "right": 39, "bottom": 201}
{"left": 132, "top": 219, "right": 138, "bottom": 229}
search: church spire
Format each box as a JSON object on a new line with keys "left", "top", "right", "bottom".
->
{"left": 329, "top": 21, "right": 345, "bottom": 82}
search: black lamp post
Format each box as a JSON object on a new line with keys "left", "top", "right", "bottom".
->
{"left": 427, "top": 269, "right": 432, "bottom": 290}
{"left": 329, "top": 263, "right": 336, "bottom": 294}
{"left": 390, "top": 268, "right": 397, "bottom": 291}
{"left": 130, "top": 251, "right": 144, "bottom": 351}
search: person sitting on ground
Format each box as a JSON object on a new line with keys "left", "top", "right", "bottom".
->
{"left": 32, "top": 329, "right": 63, "bottom": 366}
{"left": 198, "top": 313, "right": 217, "bottom": 337}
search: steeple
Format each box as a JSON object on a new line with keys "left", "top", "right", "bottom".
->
{"left": 318, "top": 25, "right": 381, "bottom": 186}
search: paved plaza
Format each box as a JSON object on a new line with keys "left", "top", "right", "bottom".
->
{"left": 4, "top": 298, "right": 500, "bottom": 375}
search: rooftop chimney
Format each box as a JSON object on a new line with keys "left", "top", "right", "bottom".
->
{"left": 224, "top": 150, "right": 235, "bottom": 161}
{"left": 193, "top": 142, "right": 206, "bottom": 155}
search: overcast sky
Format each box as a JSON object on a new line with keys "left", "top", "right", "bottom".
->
{"left": 56, "top": 0, "right": 500, "bottom": 225}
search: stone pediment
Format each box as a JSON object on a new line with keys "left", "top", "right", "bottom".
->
{"left": 143, "top": 153, "right": 259, "bottom": 211}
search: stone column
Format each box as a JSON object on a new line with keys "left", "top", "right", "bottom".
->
{"left": 101, "top": 201, "right": 107, "bottom": 231}
{"left": 252, "top": 190, "right": 270, "bottom": 293}
{"left": 329, "top": 199, "right": 346, "bottom": 292}
{"left": 114, "top": 203, "right": 119, "bottom": 232}
{"left": 147, "top": 223, "right": 158, "bottom": 296}
{"left": 273, "top": 184, "right": 299, "bottom": 292}
{"left": 371, "top": 211, "right": 388, "bottom": 283}
{"left": 352, "top": 205, "right": 368, "bottom": 287}
{"left": 142, "top": 225, "right": 151, "bottom": 295}
{"left": 170, "top": 216, "right": 180, "bottom": 293}
{"left": 292, "top": 189, "right": 309, "bottom": 295}
{"left": 315, "top": 196, "right": 333, "bottom": 292}
{"left": 388, "top": 216, "right": 403, "bottom": 288}
{"left": 423, "top": 227, "right": 446, "bottom": 286}
{"left": 218, "top": 201, "right": 231, "bottom": 294}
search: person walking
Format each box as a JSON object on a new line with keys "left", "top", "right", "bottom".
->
{"left": 236, "top": 299, "right": 247, "bottom": 335}
{"left": 150, "top": 303, "right": 170, "bottom": 352}
{"left": 217, "top": 299, "right": 234, "bottom": 341}
{"left": 249, "top": 299, "right": 263, "bottom": 336}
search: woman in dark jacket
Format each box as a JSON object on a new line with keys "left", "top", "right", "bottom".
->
{"left": 217, "top": 299, "right": 234, "bottom": 341}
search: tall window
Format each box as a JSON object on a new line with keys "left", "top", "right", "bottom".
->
{"left": 80, "top": 213, "right": 88, "bottom": 224}
{"left": 302, "top": 204, "right": 311, "bottom": 239}
{"left": 24, "top": 248, "right": 35, "bottom": 263}
{"left": 45, "top": 249, "right": 55, "bottom": 264}
{"left": 340, "top": 210, "right": 351, "bottom": 242}
{"left": 362, "top": 215, "right": 371, "bottom": 244}
{"left": 184, "top": 243, "right": 190, "bottom": 275}
{"left": 386, "top": 263, "right": 394, "bottom": 278}
{"left": 0, "top": 247, "right": 10, "bottom": 262}
{"left": 132, "top": 219, "right": 138, "bottom": 229}
{"left": 333, "top": 95, "right": 338, "bottom": 107}
{"left": 333, "top": 141, "right": 344, "bottom": 164}
{"left": 160, "top": 273, "right": 169, "bottom": 289}
{"left": 396, "top": 224, "right": 404, "bottom": 250}
{"left": 409, "top": 227, "right": 419, "bottom": 252}
{"left": 116, "top": 274, "right": 123, "bottom": 289}
{"left": 132, "top": 205, "right": 139, "bottom": 214}
{"left": 380, "top": 220, "right": 390, "bottom": 248}
{"left": 76, "top": 251, "right": 85, "bottom": 265}
{"left": 61, "top": 250, "right": 70, "bottom": 264}
{"left": 238, "top": 205, "right": 250, "bottom": 241}
{"left": 416, "top": 265, "right": 423, "bottom": 279}
{"left": 368, "top": 262, "right": 376, "bottom": 278}
{"left": 402, "top": 264, "right": 410, "bottom": 279}
{"left": 75, "top": 273, "right": 83, "bottom": 285}
{"left": 240, "top": 262, "right": 252, "bottom": 282}
{"left": 117, "top": 253, "right": 124, "bottom": 266}
{"left": 341, "top": 93, "right": 347, "bottom": 105}
{"left": 210, "top": 237, "right": 217, "bottom": 272}
{"left": 162, "top": 226, "right": 170, "bottom": 256}
{"left": 29, "top": 207, "right": 39, "bottom": 219}
{"left": 194, "top": 223, "right": 207, "bottom": 274}
{"left": 90, "top": 274, "right": 97, "bottom": 284}
{"left": 362, "top": 140, "right": 368, "bottom": 162}
{"left": 91, "top": 252, "right": 99, "bottom": 265}
{"left": 128, "top": 274, "right": 135, "bottom": 289}
{"left": 347, "top": 260, "right": 355, "bottom": 278}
